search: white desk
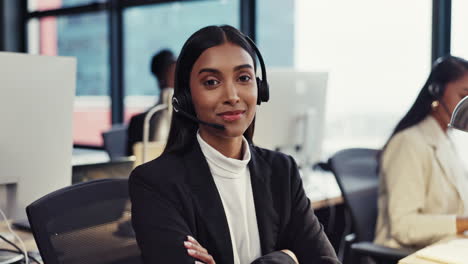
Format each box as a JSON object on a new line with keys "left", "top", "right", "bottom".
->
{"left": 72, "top": 148, "right": 110, "bottom": 166}
{"left": 399, "top": 238, "right": 468, "bottom": 264}
{"left": 301, "top": 169, "right": 343, "bottom": 209}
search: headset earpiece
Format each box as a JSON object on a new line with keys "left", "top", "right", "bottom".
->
{"left": 428, "top": 83, "right": 443, "bottom": 99}
{"left": 243, "top": 35, "right": 269, "bottom": 105}
{"left": 256, "top": 77, "right": 269, "bottom": 105}
{"left": 427, "top": 55, "right": 455, "bottom": 100}
{"left": 172, "top": 88, "right": 193, "bottom": 115}
{"left": 172, "top": 97, "right": 180, "bottom": 112}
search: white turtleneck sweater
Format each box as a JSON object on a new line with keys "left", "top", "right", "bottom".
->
{"left": 196, "top": 132, "right": 261, "bottom": 264}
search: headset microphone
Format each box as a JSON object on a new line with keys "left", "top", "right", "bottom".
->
{"left": 172, "top": 98, "right": 225, "bottom": 130}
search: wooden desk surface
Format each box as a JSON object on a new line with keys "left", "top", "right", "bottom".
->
{"left": 0, "top": 221, "right": 37, "bottom": 252}
{"left": 311, "top": 196, "right": 344, "bottom": 209}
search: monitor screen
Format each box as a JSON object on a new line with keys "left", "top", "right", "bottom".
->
{"left": 254, "top": 69, "right": 328, "bottom": 166}
{"left": 0, "top": 52, "right": 76, "bottom": 220}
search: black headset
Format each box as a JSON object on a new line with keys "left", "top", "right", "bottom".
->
{"left": 428, "top": 82, "right": 444, "bottom": 99}
{"left": 427, "top": 55, "right": 456, "bottom": 118}
{"left": 428, "top": 56, "right": 452, "bottom": 99}
{"left": 244, "top": 35, "right": 270, "bottom": 105}
{"left": 172, "top": 33, "right": 269, "bottom": 117}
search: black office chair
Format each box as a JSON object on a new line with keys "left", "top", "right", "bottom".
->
{"left": 26, "top": 179, "right": 142, "bottom": 264}
{"left": 327, "top": 148, "right": 414, "bottom": 264}
{"left": 102, "top": 124, "right": 128, "bottom": 160}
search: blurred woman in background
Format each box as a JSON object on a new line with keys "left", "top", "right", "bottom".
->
{"left": 375, "top": 55, "right": 468, "bottom": 249}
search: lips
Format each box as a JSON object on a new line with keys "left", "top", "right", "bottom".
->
{"left": 217, "top": 110, "right": 245, "bottom": 122}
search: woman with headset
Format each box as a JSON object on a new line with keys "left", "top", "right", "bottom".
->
{"left": 129, "top": 25, "right": 340, "bottom": 264}
{"left": 375, "top": 55, "right": 468, "bottom": 249}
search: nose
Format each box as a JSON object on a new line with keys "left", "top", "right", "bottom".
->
{"left": 223, "top": 81, "right": 240, "bottom": 106}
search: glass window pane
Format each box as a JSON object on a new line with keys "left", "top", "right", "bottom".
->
{"left": 257, "top": 0, "right": 294, "bottom": 67}
{"left": 28, "top": 0, "right": 105, "bottom": 12}
{"left": 258, "top": 0, "right": 432, "bottom": 158}
{"left": 299, "top": 1, "right": 431, "bottom": 157}
{"left": 451, "top": 0, "right": 468, "bottom": 161}
{"left": 28, "top": 12, "right": 110, "bottom": 146}
{"left": 123, "top": 0, "right": 239, "bottom": 122}
{"left": 452, "top": 0, "right": 468, "bottom": 58}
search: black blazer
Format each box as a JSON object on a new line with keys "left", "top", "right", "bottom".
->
{"left": 129, "top": 141, "right": 340, "bottom": 264}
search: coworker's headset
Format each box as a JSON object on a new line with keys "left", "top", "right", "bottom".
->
{"left": 172, "top": 34, "right": 269, "bottom": 130}
{"left": 428, "top": 56, "right": 451, "bottom": 116}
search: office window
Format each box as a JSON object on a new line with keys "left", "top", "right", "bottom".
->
{"left": 294, "top": 0, "right": 431, "bottom": 157}
{"left": 451, "top": 0, "right": 468, "bottom": 59}
{"left": 256, "top": 0, "right": 294, "bottom": 67}
{"left": 123, "top": 0, "right": 240, "bottom": 122}
{"left": 28, "top": 12, "right": 110, "bottom": 146}
{"left": 451, "top": 0, "right": 468, "bottom": 162}
{"left": 28, "top": 0, "right": 103, "bottom": 12}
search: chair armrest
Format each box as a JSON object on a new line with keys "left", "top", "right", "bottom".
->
{"left": 312, "top": 161, "right": 331, "bottom": 171}
{"left": 345, "top": 233, "right": 356, "bottom": 244}
{"left": 351, "top": 242, "right": 415, "bottom": 261}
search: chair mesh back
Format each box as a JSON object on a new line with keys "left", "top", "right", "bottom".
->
{"left": 27, "top": 179, "right": 142, "bottom": 264}
{"left": 329, "top": 148, "right": 381, "bottom": 242}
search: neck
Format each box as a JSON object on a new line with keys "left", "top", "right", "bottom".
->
{"left": 199, "top": 129, "right": 244, "bottom": 160}
{"left": 431, "top": 112, "right": 449, "bottom": 133}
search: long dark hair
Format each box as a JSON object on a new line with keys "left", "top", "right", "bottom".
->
{"left": 388, "top": 55, "right": 468, "bottom": 141}
{"left": 164, "top": 25, "right": 258, "bottom": 154}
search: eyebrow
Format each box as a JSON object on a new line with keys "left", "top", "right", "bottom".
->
{"left": 233, "top": 64, "right": 253, "bottom": 72}
{"left": 198, "top": 68, "right": 220, "bottom": 75}
{"left": 198, "top": 64, "right": 253, "bottom": 75}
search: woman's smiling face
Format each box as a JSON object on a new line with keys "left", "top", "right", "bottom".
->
{"left": 189, "top": 42, "right": 258, "bottom": 139}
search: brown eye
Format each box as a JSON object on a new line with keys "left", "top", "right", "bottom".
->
{"left": 238, "top": 75, "right": 252, "bottom": 82}
{"left": 204, "top": 79, "right": 220, "bottom": 86}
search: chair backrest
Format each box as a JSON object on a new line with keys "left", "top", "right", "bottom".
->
{"left": 328, "top": 148, "right": 381, "bottom": 242}
{"left": 102, "top": 124, "right": 128, "bottom": 160}
{"left": 27, "top": 179, "right": 142, "bottom": 264}
{"left": 132, "top": 141, "right": 165, "bottom": 168}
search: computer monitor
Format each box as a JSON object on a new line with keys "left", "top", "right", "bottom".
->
{"left": 0, "top": 52, "right": 76, "bottom": 220}
{"left": 254, "top": 69, "right": 328, "bottom": 166}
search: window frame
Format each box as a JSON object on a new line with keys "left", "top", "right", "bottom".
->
{"left": 19, "top": 0, "right": 452, "bottom": 147}
{"left": 22, "top": 0, "right": 255, "bottom": 147}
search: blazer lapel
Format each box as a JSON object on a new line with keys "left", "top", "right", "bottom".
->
{"left": 184, "top": 143, "right": 234, "bottom": 264}
{"left": 248, "top": 146, "right": 279, "bottom": 254}
{"left": 434, "top": 143, "right": 457, "bottom": 185}
{"left": 434, "top": 142, "right": 467, "bottom": 210}
{"left": 419, "top": 116, "right": 463, "bottom": 203}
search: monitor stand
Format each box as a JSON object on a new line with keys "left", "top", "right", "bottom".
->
{"left": 11, "top": 219, "right": 31, "bottom": 232}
